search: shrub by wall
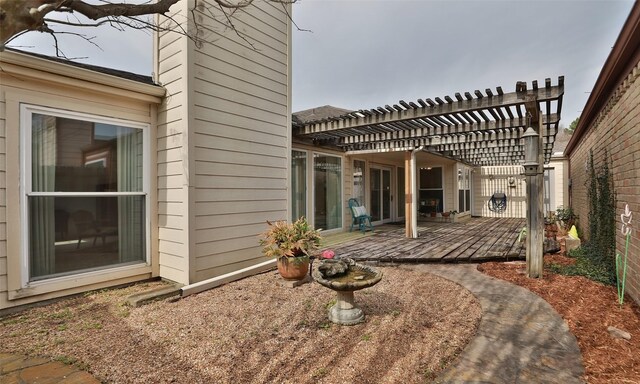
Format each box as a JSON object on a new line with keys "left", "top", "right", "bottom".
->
{"left": 569, "top": 61, "right": 640, "bottom": 305}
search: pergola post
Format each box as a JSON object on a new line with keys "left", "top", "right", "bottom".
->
{"left": 404, "top": 151, "right": 413, "bottom": 238}
{"left": 524, "top": 98, "right": 544, "bottom": 278}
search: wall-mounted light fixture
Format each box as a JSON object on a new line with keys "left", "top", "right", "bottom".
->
{"left": 522, "top": 123, "right": 540, "bottom": 176}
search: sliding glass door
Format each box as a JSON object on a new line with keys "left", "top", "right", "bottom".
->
{"left": 314, "top": 154, "right": 342, "bottom": 230}
{"left": 370, "top": 167, "right": 391, "bottom": 223}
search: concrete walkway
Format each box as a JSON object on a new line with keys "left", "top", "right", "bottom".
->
{"left": 409, "top": 264, "right": 585, "bottom": 384}
{"left": 0, "top": 353, "right": 100, "bottom": 383}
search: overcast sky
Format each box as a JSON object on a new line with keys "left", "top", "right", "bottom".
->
{"left": 291, "top": 0, "right": 634, "bottom": 125}
{"left": 9, "top": 0, "right": 634, "bottom": 126}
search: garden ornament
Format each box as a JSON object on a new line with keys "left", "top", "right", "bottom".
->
{"left": 616, "top": 204, "right": 632, "bottom": 306}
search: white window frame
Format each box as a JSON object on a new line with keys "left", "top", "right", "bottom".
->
{"left": 311, "top": 151, "right": 344, "bottom": 233}
{"left": 418, "top": 165, "right": 445, "bottom": 211}
{"left": 19, "top": 104, "right": 151, "bottom": 287}
{"left": 291, "top": 149, "right": 309, "bottom": 222}
{"left": 352, "top": 159, "right": 367, "bottom": 207}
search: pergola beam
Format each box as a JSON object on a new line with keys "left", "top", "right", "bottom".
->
{"left": 296, "top": 78, "right": 564, "bottom": 167}
{"left": 296, "top": 84, "right": 562, "bottom": 136}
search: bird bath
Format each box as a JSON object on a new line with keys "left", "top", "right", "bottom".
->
{"left": 312, "top": 258, "right": 383, "bottom": 325}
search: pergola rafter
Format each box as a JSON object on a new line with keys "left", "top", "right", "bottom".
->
{"left": 294, "top": 77, "right": 564, "bottom": 166}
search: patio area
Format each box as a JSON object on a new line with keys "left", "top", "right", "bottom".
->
{"left": 328, "top": 217, "right": 526, "bottom": 262}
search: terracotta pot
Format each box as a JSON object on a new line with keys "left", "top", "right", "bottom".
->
{"left": 430, "top": 212, "right": 437, "bottom": 217}
{"left": 277, "top": 256, "right": 310, "bottom": 280}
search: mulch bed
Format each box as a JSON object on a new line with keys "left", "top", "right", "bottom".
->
{"left": 478, "top": 255, "right": 640, "bottom": 384}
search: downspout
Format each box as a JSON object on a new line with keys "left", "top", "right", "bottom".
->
{"left": 411, "top": 146, "right": 424, "bottom": 238}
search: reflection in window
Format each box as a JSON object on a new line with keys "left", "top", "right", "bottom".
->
{"left": 314, "top": 154, "right": 342, "bottom": 230}
{"left": 419, "top": 167, "right": 443, "bottom": 213}
{"left": 291, "top": 150, "right": 307, "bottom": 221}
{"left": 353, "top": 160, "right": 366, "bottom": 206}
{"left": 397, "top": 167, "right": 405, "bottom": 217}
{"left": 458, "top": 167, "right": 471, "bottom": 213}
{"left": 28, "top": 112, "right": 146, "bottom": 280}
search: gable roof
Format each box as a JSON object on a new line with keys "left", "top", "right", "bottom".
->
{"left": 293, "top": 105, "right": 353, "bottom": 124}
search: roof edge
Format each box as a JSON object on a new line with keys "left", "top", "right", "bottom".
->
{"left": 565, "top": 2, "right": 640, "bottom": 156}
{"left": 0, "top": 49, "right": 166, "bottom": 100}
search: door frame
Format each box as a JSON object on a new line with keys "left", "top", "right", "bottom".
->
{"left": 369, "top": 165, "right": 393, "bottom": 225}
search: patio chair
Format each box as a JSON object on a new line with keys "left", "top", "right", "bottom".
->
{"left": 348, "top": 198, "right": 373, "bottom": 233}
{"left": 70, "top": 210, "right": 118, "bottom": 249}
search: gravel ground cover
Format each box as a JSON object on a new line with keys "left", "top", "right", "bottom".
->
{"left": 0, "top": 266, "right": 481, "bottom": 383}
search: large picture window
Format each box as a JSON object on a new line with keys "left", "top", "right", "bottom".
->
{"left": 352, "top": 160, "right": 366, "bottom": 206}
{"left": 22, "top": 106, "right": 148, "bottom": 281}
{"left": 458, "top": 167, "right": 471, "bottom": 213}
{"left": 419, "top": 167, "right": 444, "bottom": 214}
{"left": 314, "top": 154, "right": 342, "bottom": 230}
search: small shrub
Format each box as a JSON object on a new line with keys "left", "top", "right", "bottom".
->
{"left": 549, "top": 245, "right": 616, "bottom": 285}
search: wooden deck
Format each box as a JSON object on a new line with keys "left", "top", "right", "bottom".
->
{"left": 331, "top": 217, "right": 526, "bottom": 262}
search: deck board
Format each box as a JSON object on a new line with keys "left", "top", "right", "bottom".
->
{"left": 330, "top": 217, "right": 526, "bottom": 263}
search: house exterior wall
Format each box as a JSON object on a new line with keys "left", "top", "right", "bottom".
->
{"left": 292, "top": 143, "right": 346, "bottom": 232}
{"left": 0, "top": 51, "right": 162, "bottom": 310}
{"left": 157, "top": 0, "right": 292, "bottom": 284}
{"left": 569, "top": 60, "right": 640, "bottom": 304}
{"left": 156, "top": 1, "right": 191, "bottom": 285}
{"left": 473, "top": 165, "right": 526, "bottom": 218}
{"left": 548, "top": 157, "right": 570, "bottom": 212}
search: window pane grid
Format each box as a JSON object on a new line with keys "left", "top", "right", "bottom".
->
{"left": 25, "top": 109, "right": 148, "bottom": 281}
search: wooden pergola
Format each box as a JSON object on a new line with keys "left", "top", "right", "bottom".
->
{"left": 294, "top": 77, "right": 565, "bottom": 278}
{"left": 294, "top": 77, "right": 563, "bottom": 166}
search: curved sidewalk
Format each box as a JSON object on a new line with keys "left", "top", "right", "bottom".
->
{"left": 409, "top": 264, "right": 585, "bottom": 383}
{"left": 0, "top": 353, "right": 100, "bottom": 383}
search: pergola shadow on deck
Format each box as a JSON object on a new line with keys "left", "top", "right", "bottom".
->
{"left": 331, "top": 218, "right": 525, "bottom": 263}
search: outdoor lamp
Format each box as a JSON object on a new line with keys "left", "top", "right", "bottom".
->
{"left": 522, "top": 126, "right": 539, "bottom": 176}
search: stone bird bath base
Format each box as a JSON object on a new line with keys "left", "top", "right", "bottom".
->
{"left": 312, "top": 258, "right": 383, "bottom": 325}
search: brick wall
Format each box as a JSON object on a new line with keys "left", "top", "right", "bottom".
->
{"left": 569, "top": 61, "right": 640, "bottom": 305}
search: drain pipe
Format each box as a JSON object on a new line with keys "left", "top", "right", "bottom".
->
{"left": 410, "top": 145, "right": 424, "bottom": 238}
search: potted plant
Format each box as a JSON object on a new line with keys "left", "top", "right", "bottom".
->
{"left": 441, "top": 210, "right": 458, "bottom": 218}
{"left": 259, "top": 217, "right": 322, "bottom": 280}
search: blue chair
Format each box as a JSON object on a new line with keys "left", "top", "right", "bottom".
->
{"left": 348, "top": 198, "right": 373, "bottom": 232}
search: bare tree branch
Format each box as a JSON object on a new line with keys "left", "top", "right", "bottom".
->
{"left": 0, "top": 0, "right": 304, "bottom": 56}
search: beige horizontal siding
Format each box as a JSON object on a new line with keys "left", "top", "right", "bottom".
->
{"left": 194, "top": 200, "right": 287, "bottom": 216}
{"left": 194, "top": 210, "right": 286, "bottom": 229}
{"left": 193, "top": 147, "right": 286, "bottom": 168}
{"left": 154, "top": 0, "right": 291, "bottom": 284}
{"left": 193, "top": 133, "right": 286, "bottom": 156}
{"left": 157, "top": 10, "right": 189, "bottom": 284}
{"left": 193, "top": 92, "right": 287, "bottom": 128}
{"left": 195, "top": 188, "right": 285, "bottom": 202}
{"left": 0, "top": 61, "right": 158, "bottom": 308}
{"left": 193, "top": 68, "right": 287, "bottom": 107}
{"left": 195, "top": 222, "right": 269, "bottom": 243}
{"left": 195, "top": 24, "right": 287, "bottom": 73}
{"left": 193, "top": 106, "right": 286, "bottom": 135}
{"left": 194, "top": 254, "right": 264, "bottom": 282}
{"left": 473, "top": 166, "right": 526, "bottom": 218}
{"left": 193, "top": 54, "right": 286, "bottom": 96}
